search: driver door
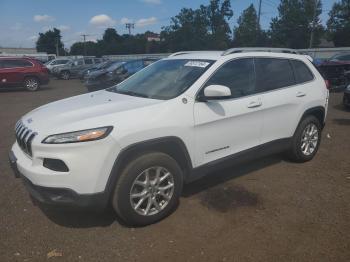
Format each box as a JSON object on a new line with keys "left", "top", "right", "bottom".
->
{"left": 193, "top": 58, "right": 264, "bottom": 167}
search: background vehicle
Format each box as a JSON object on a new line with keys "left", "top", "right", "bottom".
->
{"left": 343, "top": 84, "right": 350, "bottom": 109}
{"left": 85, "top": 58, "right": 157, "bottom": 92}
{"left": 0, "top": 57, "right": 49, "bottom": 91}
{"left": 317, "top": 53, "right": 350, "bottom": 90}
{"left": 52, "top": 57, "right": 103, "bottom": 80}
{"left": 45, "top": 58, "right": 72, "bottom": 73}
{"left": 77, "top": 60, "right": 113, "bottom": 81}
{"left": 9, "top": 50, "right": 328, "bottom": 226}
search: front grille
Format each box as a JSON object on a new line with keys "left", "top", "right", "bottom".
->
{"left": 15, "top": 121, "right": 37, "bottom": 157}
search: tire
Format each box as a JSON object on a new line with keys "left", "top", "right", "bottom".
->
{"left": 112, "top": 152, "right": 183, "bottom": 226}
{"left": 60, "top": 71, "right": 70, "bottom": 80}
{"left": 288, "top": 115, "right": 322, "bottom": 162}
{"left": 24, "top": 77, "right": 40, "bottom": 91}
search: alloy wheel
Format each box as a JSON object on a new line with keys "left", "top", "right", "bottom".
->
{"left": 130, "top": 166, "right": 174, "bottom": 216}
{"left": 300, "top": 123, "right": 319, "bottom": 156}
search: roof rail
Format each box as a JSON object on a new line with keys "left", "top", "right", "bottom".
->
{"left": 222, "top": 47, "right": 299, "bottom": 56}
{"left": 168, "top": 50, "right": 218, "bottom": 57}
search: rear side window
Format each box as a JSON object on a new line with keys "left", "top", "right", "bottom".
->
{"left": 255, "top": 58, "right": 295, "bottom": 92}
{"left": 291, "top": 60, "right": 314, "bottom": 84}
{"left": 1, "top": 59, "right": 33, "bottom": 68}
{"left": 205, "top": 58, "right": 255, "bottom": 98}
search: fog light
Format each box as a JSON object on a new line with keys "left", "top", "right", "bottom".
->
{"left": 43, "top": 158, "right": 69, "bottom": 172}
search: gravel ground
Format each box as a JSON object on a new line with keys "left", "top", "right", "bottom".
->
{"left": 0, "top": 79, "right": 349, "bottom": 262}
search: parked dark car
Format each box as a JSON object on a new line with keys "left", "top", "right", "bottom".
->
{"left": 85, "top": 58, "right": 157, "bottom": 92}
{"left": 51, "top": 57, "right": 103, "bottom": 80}
{"left": 317, "top": 53, "right": 350, "bottom": 90}
{"left": 78, "top": 60, "right": 113, "bottom": 81}
{"left": 0, "top": 57, "right": 49, "bottom": 91}
{"left": 343, "top": 85, "right": 350, "bottom": 109}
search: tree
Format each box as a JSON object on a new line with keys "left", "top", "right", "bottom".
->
{"left": 205, "top": 0, "right": 233, "bottom": 49}
{"left": 270, "top": 0, "right": 322, "bottom": 48}
{"left": 70, "top": 41, "right": 98, "bottom": 56}
{"left": 233, "top": 4, "right": 260, "bottom": 46}
{"left": 327, "top": 0, "right": 350, "bottom": 46}
{"left": 160, "top": 0, "right": 233, "bottom": 51}
{"left": 36, "top": 28, "right": 64, "bottom": 55}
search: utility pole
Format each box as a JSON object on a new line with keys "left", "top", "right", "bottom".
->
{"left": 81, "top": 34, "right": 90, "bottom": 56}
{"left": 55, "top": 37, "right": 59, "bottom": 57}
{"left": 125, "top": 23, "right": 135, "bottom": 35}
{"left": 309, "top": 0, "right": 319, "bottom": 48}
{"left": 257, "top": 0, "right": 262, "bottom": 30}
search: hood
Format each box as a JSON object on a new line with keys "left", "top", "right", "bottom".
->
{"left": 21, "top": 90, "right": 162, "bottom": 132}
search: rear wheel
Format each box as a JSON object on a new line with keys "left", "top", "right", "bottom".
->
{"left": 60, "top": 71, "right": 70, "bottom": 80}
{"left": 112, "top": 152, "right": 183, "bottom": 226}
{"left": 288, "top": 115, "right": 322, "bottom": 162}
{"left": 24, "top": 77, "right": 40, "bottom": 91}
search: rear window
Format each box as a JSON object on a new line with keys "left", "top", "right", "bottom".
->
{"left": 291, "top": 60, "right": 314, "bottom": 84}
{"left": 255, "top": 58, "right": 295, "bottom": 92}
{"left": 1, "top": 59, "right": 33, "bottom": 68}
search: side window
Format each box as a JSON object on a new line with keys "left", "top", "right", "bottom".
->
{"left": 84, "top": 58, "right": 93, "bottom": 65}
{"left": 291, "top": 60, "right": 314, "bottom": 84}
{"left": 205, "top": 58, "right": 255, "bottom": 98}
{"left": 255, "top": 58, "right": 295, "bottom": 92}
{"left": 338, "top": 55, "right": 350, "bottom": 61}
{"left": 1, "top": 59, "right": 32, "bottom": 68}
{"left": 18, "top": 60, "right": 33, "bottom": 67}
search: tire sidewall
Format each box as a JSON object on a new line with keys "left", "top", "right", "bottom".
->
{"left": 293, "top": 116, "right": 322, "bottom": 162}
{"left": 113, "top": 152, "right": 183, "bottom": 226}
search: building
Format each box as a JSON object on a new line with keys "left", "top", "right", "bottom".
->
{"left": 0, "top": 47, "right": 38, "bottom": 54}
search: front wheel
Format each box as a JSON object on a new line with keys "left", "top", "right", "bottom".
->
{"left": 288, "top": 115, "right": 322, "bottom": 162}
{"left": 112, "top": 152, "right": 183, "bottom": 226}
{"left": 60, "top": 71, "right": 70, "bottom": 80}
{"left": 24, "top": 77, "right": 40, "bottom": 91}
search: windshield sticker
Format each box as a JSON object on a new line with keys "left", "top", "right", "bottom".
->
{"left": 184, "top": 61, "right": 210, "bottom": 68}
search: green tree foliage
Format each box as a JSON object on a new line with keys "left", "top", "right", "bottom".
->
{"left": 161, "top": 0, "right": 233, "bottom": 51}
{"left": 270, "top": 0, "right": 322, "bottom": 48}
{"left": 233, "top": 4, "right": 260, "bottom": 46}
{"left": 70, "top": 41, "right": 97, "bottom": 56}
{"left": 327, "top": 0, "right": 350, "bottom": 46}
{"left": 36, "top": 28, "right": 64, "bottom": 55}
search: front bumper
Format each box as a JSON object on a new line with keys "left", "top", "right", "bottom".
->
{"left": 9, "top": 150, "right": 108, "bottom": 208}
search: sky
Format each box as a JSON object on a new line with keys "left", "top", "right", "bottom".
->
{"left": 0, "top": 0, "right": 338, "bottom": 49}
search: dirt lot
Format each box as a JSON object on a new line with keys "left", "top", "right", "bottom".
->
{"left": 0, "top": 79, "right": 349, "bottom": 262}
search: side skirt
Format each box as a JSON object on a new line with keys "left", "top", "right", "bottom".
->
{"left": 186, "top": 138, "right": 292, "bottom": 183}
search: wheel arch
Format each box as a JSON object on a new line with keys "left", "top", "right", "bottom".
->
{"left": 301, "top": 106, "right": 325, "bottom": 127}
{"left": 104, "top": 136, "right": 193, "bottom": 201}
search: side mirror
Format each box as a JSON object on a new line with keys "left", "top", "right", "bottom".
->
{"left": 199, "top": 85, "right": 231, "bottom": 101}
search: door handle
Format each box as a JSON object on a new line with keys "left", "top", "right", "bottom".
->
{"left": 247, "top": 101, "right": 262, "bottom": 108}
{"left": 296, "top": 91, "right": 306, "bottom": 97}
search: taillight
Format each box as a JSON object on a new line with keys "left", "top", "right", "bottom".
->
{"left": 325, "top": 79, "right": 331, "bottom": 89}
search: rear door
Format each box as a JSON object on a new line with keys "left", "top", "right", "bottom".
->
{"left": 193, "top": 58, "right": 264, "bottom": 166}
{"left": 256, "top": 57, "right": 308, "bottom": 143}
{"left": 0, "top": 59, "right": 32, "bottom": 86}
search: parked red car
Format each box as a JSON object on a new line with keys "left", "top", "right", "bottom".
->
{"left": 0, "top": 57, "right": 49, "bottom": 91}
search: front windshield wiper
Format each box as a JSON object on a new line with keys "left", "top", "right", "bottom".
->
{"left": 116, "top": 90, "right": 150, "bottom": 98}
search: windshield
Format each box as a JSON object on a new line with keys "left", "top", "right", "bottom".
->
{"left": 107, "top": 59, "right": 214, "bottom": 100}
{"left": 106, "top": 61, "right": 124, "bottom": 72}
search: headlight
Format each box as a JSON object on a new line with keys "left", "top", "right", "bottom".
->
{"left": 42, "top": 126, "right": 113, "bottom": 144}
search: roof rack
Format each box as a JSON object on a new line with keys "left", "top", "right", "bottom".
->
{"left": 222, "top": 47, "right": 299, "bottom": 56}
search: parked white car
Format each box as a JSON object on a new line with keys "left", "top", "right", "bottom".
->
{"left": 45, "top": 58, "right": 72, "bottom": 73}
{"left": 9, "top": 49, "right": 329, "bottom": 226}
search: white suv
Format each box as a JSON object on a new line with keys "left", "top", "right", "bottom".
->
{"left": 9, "top": 49, "right": 329, "bottom": 226}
